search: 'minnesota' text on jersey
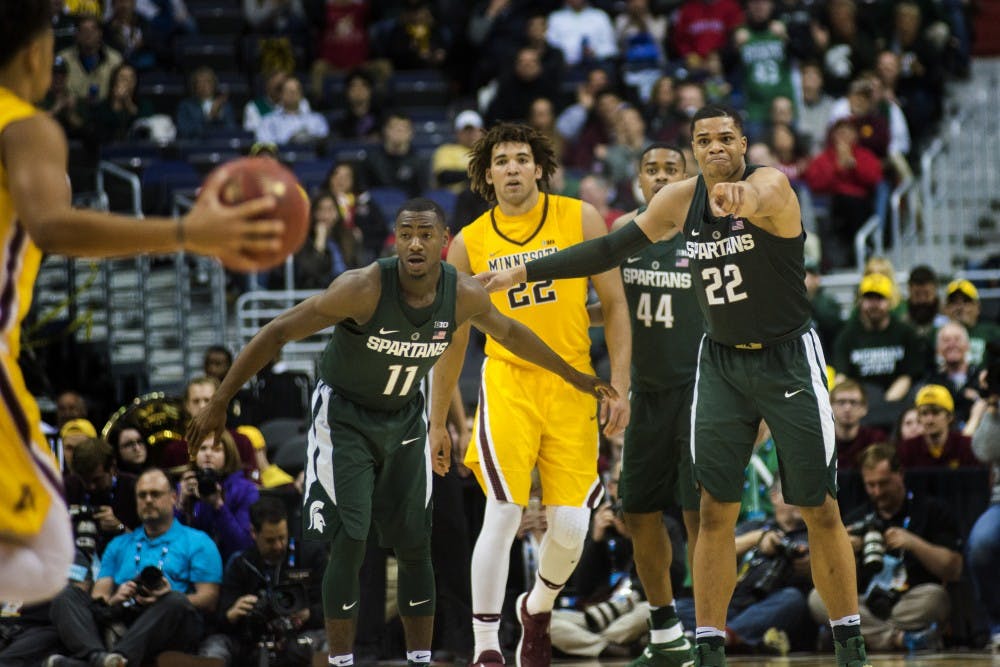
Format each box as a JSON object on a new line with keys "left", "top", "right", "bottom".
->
{"left": 319, "top": 257, "right": 457, "bottom": 411}
{"left": 682, "top": 165, "right": 810, "bottom": 347}
{"left": 463, "top": 193, "right": 593, "bottom": 372}
{"left": 621, "top": 207, "right": 704, "bottom": 390}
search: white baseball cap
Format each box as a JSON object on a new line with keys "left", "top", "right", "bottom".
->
{"left": 454, "top": 110, "right": 483, "bottom": 131}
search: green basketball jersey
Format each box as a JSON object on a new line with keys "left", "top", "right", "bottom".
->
{"left": 621, "top": 207, "right": 704, "bottom": 391}
{"left": 739, "top": 28, "right": 794, "bottom": 124}
{"left": 318, "top": 257, "right": 458, "bottom": 411}
{"left": 683, "top": 165, "right": 811, "bottom": 348}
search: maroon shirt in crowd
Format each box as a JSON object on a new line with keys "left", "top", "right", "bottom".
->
{"left": 898, "top": 431, "right": 981, "bottom": 469}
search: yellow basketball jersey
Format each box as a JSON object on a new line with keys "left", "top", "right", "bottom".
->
{"left": 0, "top": 87, "right": 57, "bottom": 540}
{"left": 463, "top": 193, "right": 592, "bottom": 372}
{"left": 0, "top": 88, "right": 43, "bottom": 360}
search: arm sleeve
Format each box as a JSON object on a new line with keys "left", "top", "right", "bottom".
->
{"left": 524, "top": 219, "right": 653, "bottom": 282}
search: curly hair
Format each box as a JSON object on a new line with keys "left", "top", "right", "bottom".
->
{"left": 467, "top": 123, "right": 558, "bottom": 203}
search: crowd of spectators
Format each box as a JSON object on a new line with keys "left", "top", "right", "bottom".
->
{"left": 3, "top": 0, "right": 997, "bottom": 664}
{"left": 43, "top": 0, "right": 976, "bottom": 280}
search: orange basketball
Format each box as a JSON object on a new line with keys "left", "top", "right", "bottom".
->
{"left": 210, "top": 156, "right": 310, "bottom": 272}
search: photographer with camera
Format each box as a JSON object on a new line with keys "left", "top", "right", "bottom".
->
{"left": 966, "top": 352, "right": 1000, "bottom": 653}
{"left": 65, "top": 437, "right": 140, "bottom": 558}
{"left": 199, "top": 497, "right": 326, "bottom": 666}
{"left": 808, "top": 443, "right": 962, "bottom": 652}
{"left": 177, "top": 432, "right": 260, "bottom": 562}
{"left": 676, "top": 481, "right": 811, "bottom": 655}
{"left": 43, "top": 468, "right": 224, "bottom": 667}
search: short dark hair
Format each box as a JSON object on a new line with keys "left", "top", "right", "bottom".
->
{"left": 203, "top": 345, "right": 232, "bottom": 364}
{"left": 908, "top": 265, "right": 937, "bottom": 285}
{"left": 249, "top": 496, "right": 288, "bottom": 531}
{"left": 0, "top": 0, "right": 52, "bottom": 70}
{"left": 639, "top": 142, "right": 686, "bottom": 167}
{"left": 397, "top": 197, "right": 446, "bottom": 227}
{"left": 70, "top": 438, "right": 115, "bottom": 478}
{"left": 468, "top": 123, "right": 558, "bottom": 202}
{"left": 690, "top": 104, "right": 744, "bottom": 135}
{"left": 858, "top": 442, "right": 901, "bottom": 472}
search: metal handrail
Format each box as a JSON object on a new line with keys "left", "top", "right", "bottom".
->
{"left": 920, "top": 137, "right": 944, "bottom": 215}
{"left": 854, "top": 213, "right": 883, "bottom": 272}
{"left": 889, "top": 176, "right": 915, "bottom": 260}
{"left": 96, "top": 161, "right": 143, "bottom": 218}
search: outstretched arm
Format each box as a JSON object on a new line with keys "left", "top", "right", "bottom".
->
{"left": 463, "top": 286, "right": 614, "bottom": 400}
{"left": 186, "top": 266, "right": 380, "bottom": 447}
{"left": 5, "top": 113, "right": 283, "bottom": 266}
{"left": 477, "top": 178, "right": 693, "bottom": 291}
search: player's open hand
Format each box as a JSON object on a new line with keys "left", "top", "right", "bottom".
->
{"left": 599, "top": 387, "right": 630, "bottom": 437}
{"left": 429, "top": 423, "right": 451, "bottom": 477}
{"left": 710, "top": 181, "right": 758, "bottom": 219}
{"left": 183, "top": 163, "right": 284, "bottom": 266}
{"left": 185, "top": 399, "right": 227, "bottom": 460}
{"left": 475, "top": 267, "right": 522, "bottom": 294}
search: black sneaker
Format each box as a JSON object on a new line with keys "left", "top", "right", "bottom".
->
{"left": 693, "top": 643, "right": 727, "bottom": 667}
{"left": 834, "top": 635, "right": 873, "bottom": 667}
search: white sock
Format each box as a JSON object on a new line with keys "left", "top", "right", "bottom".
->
{"left": 695, "top": 627, "right": 727, "bottom": 640}
{"left": 830, "top": 613, "right": 862, "bottom": 627}
{"left": 329, "top": 654, "right": 354, "bottom": 666}
{"left": 471, "top": 499, "right": 522, "bottom": 656}
{"left": 525, "top": 569, "right": 563, "bottom": 615}
{"left": 407, "top": 650, "right": 431, "bottom": 664}
{"left": 473, "top": 615, "right": 502, "bottom": 656}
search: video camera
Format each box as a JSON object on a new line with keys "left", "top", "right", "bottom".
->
{"left": 846, "top": 513, "right": 888, "bottom": 582}
{"left": 245, "top": 582, "right": 312, "bottom": 667}
{"left": 746, "top": 532, "right": 808, "bottom": 599}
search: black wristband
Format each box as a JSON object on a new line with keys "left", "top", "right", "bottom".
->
{"left": 524, "top": 220, "right": 653, "bottom": 282}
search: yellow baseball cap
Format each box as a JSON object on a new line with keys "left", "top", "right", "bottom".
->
{"left": 915, "top": 384, "right": 954, "bottom": 413}
{"left": 858, "top": 273, "right": 894, "bottom": 299}
{"left": 946, "top": 279, "right": 979, "bottom": 301}
{"left": 60, "top": 418, "right": 97, "bottom": 440}
{"left": 236, "top": 425, "right": 267, "bottom": 451}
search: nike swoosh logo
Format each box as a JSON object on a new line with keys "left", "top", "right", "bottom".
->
{"left": 784, "top": 389, "right": 805, "bottom": 398}
{"left": 626, "top": 257, "right": 642, "bottom": 263}
{"left": 690, "top": 230, "right": 700, "bottom": 237}
{"left": 408, "top": 598, "right": 430, "bottom": 607}
{"left": 402, "top": 437, "right": 421, "bottom": 445}
{"left": 379, "top": 327, "right": 399, "bottom": 335}
{"left": 342, "top": 600, "right": 358, "bottom": 610}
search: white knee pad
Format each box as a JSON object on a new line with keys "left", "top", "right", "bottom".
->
{"left": 546, "top": 505, "right": 591, "bottom": 550}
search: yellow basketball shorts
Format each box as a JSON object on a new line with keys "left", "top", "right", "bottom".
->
{"left": 465, "top": 357, "right": 603, "bottom": 508}
{"left": 0, "top": 351, "right": 58, "bottom": 540}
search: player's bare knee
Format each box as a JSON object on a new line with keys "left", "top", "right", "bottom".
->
{"left": 623, "top": 511, "right": 665, "bottom": 537}
{"left": 546, "top": 505, "right": 590, "bottom": 550}
{"left": 799, "top": 496, "right": 842, "bottom": 530}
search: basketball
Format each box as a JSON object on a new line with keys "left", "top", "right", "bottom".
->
{"left": 209, "top": 156, "right": 310, "bottom": 272}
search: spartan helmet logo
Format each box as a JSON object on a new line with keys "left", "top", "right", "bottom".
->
{"left": 308, "top": 500, "right": 326, "bottom": 533}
